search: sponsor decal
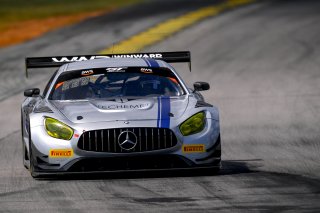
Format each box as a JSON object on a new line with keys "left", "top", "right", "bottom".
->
{"left": 113, "top": 54, "right": 162, "bottom": 59}
{"left": 51, "top": 54, "right": 163, "bottom": 63}
{"left": 52, "top": 56, "right": 110, "bottom": 63}
{"left": 141, "top": 68, "right": 153, "bottom": 73}
{"left": 49, "top": 149, "right": 73, "bottom": 158}
{"left": 97, "top": 103, "right": 150, "bottom": 110}
{"left": 81, "top": 70, "right": 94, "bottom": 76}
{"left": 106, "top": 67, "right": 125, "bottom": 72}
{"left": 182, "top": 145, "right": 205, "bottom": 153}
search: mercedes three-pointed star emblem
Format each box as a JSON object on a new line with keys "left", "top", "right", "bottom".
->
{"left": 118, "top": 130, "right": 137, "bottom": 151}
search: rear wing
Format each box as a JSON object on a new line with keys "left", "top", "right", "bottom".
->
{"left": 25, "top": 51, "right": 191, "bottom": 78}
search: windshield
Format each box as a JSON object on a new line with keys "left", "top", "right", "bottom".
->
{"left": 50, "top": 67, "right": 185, "bottom": 100}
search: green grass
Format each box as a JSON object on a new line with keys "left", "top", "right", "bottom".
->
{"left": 0, "top": 0, "right": 142, "bottom": 30}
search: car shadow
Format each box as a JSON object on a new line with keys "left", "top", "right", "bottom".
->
{"left": 37, "top": 159, "right": 263, "bottom": 181}
{"left": 219, "top": 159, "right": 263, "bottom": 175}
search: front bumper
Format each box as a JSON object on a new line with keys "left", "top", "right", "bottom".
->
{"left": 31, "top": 139, "right": 221, "bottom": 175}
{"left": 29, "top": 119, "right": 221, "bottom": 174}
{"left": 31, "top": 154, "right": 221, "bottom": 177}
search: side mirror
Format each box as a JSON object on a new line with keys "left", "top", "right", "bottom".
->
{"left": 193, "top": 82, "right": 210, "bottom": 91}
{"left": 24, "top": 88, "right": 40, "bottom": 97}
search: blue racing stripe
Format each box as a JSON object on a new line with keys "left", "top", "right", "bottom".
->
{"left": 147, "top": 59, "right": 159, "bottom": 68}
{"left": 157, "top": 97, "right": 161, "bottom": 128}
{"left": 160, "top": 97, "right": 170, "bottom": 128}
{"left": 143, "top": 58, "right": 151, "bottom": 67}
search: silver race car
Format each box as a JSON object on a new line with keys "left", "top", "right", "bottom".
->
{"left": 21, "top": 51, "right": 221, "bottom": 177}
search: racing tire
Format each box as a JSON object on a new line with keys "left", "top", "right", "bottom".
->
{"left": 206, "top": 134, "right": 222, "bottom": 175}
{"left": 27, "top": 123, "right": 40, "bottom": 178}
{"left": 21, "top": 112, "right": 29, "bottom": 170}
{"left": 29, "top": 145, "right": 41, "bottom": 178}
{"left": 22, "top": 143, "right": 28, "bottom": 170}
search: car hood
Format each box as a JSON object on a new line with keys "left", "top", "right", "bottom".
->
{"left": 50, "top": 96, "right": 189, "bottom": 124}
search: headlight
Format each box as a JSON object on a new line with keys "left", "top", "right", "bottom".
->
{"left": 45, "top": 117, "right": 74, "bottom": 140}
{"left": 179, "top": 112, "right": 206, "bottom": 136}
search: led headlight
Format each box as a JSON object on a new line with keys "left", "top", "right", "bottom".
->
{"left": 45, "top": 117, "right": 73, "bottom": 140}
{"left": 180, "top": 112, "right": 206, "bottom": 136}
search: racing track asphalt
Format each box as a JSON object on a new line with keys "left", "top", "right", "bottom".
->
{"left": 0, "top": 0, "right": 320, "bottom": 212}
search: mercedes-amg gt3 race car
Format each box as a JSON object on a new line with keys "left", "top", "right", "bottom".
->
{"left": 21, "top": 51, "right": 221, "bottom": 177}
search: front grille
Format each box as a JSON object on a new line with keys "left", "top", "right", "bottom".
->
{"left": 78, "top": 128, "right": 178, "bottom": 153}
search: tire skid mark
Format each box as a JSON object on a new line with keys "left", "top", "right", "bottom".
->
{"left": 0, "top": 130, "right": 20, "bottom": 143}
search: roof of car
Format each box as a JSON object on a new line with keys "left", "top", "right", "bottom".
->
{"left": 61, "top": 58, "right": 172, "bottom": 72}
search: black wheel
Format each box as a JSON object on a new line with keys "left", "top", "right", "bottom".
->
{"left": 22, "top": 143, "right": 29, "bottom": 169}
{"left": 27, "top": 123, "right": 40, "bottom": 178}
{"left": 29, "top": 149, "right": 39, "bottom": 178}
{"left": 21, "top": 112, "right": 29, "bottom": 169}
{"left": 29, "top": 143, "right": 41, "bottom": 178}
{"left": 206, "top": 134, "right": 222, "bottom": 175}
